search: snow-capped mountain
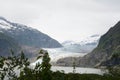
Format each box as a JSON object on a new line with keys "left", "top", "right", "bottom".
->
{"left": 0, "top": 17, "right": 37, "bottom": 33}
{"left": 61, "top": 35, "right": 100, "bottom": 53}
{"left": 0, "top": 17, "right": 62, "bottom": 48}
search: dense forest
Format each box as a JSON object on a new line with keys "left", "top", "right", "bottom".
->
{"left": 0, "top": 49, "right": 120, "bottom": 80}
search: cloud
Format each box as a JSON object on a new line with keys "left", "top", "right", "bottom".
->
{"left": 0, "top": 0, "right": 120, "bottom": 42}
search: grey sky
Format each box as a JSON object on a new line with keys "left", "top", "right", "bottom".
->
{"left": 0, "top": 0, "right": 120, "bottom": 42}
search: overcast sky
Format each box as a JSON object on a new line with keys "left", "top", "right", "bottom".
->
{"left": 0, "top": 0, "right": 120, "bottom": 42}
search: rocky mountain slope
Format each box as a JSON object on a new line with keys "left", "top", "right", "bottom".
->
{"left": 0, "top": 33, "right": 20, "bottom": 56}
{"left": 78, "top": 21, "right": 120, "bottom": 67}
{"left": 99, "top": 43, "right": 120, "bottom": 67}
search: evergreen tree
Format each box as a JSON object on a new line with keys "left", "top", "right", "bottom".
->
{"left": 37, "top": 49, "right": 52, "bottom": 80}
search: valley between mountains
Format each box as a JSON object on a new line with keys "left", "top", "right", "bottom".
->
{"left": 0, "top": 17, "right": 120, "bottom": 69}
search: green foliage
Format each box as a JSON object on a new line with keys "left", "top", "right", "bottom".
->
{"left": 107, "top": 65, "right": 120, "bottom": 77}
{"left": 0, "top": 49, "right": 52, "bottom": 80}
{"left": 111, "top": 46, "right": 120, "bottom": 59}
{"left": 37, "top": 49, "right": 52, "bottom": 80}
{"left": 0, "top": 49, "right": 120, "bottom": 80}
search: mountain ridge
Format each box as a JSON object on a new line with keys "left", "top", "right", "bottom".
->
{"left": 77, "top": 21, "right": 120, "bottom": 67}
{"left": 0, "top": 17, "right": 62, "bottom": 48}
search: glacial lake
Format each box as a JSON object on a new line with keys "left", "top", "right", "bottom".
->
{"left": 51, "top": 66, "right": 105, "bottom": 75}
{"left": 29, "top": 65, "right": 105, "bottom": 75}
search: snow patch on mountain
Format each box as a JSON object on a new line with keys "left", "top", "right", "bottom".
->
{"left": 62, "top": 35, "right": 100, "bottom": 46}
{"left": 0, "top": 16, "right": 33, "bottom": 32}
{"left": 0, "top": 19, "right": 12, "bottom": 30}
{"left": 61, "top": 35, "right": 100, "bottom": 53}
